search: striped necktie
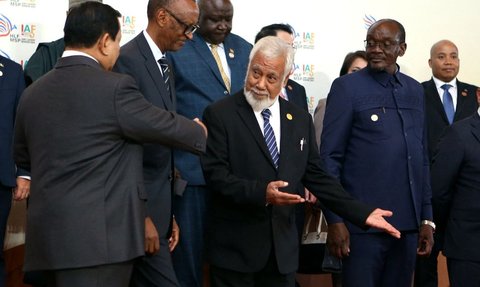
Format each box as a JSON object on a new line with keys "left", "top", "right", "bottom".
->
{"left": 261, "top": 109, "right": 279, "bottom": 169}
{"left": 210, "top": 44, "right": 231, "bottom": 93}
{"left": 158, "top": 57, "right": 170, "bottom": 95}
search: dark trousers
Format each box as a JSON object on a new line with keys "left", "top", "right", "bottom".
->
{"left": 210, "top": 249, "right": 295, "bottom": 287}
{"left": 172, "top": 186, "right": 209, "bottom": 287}
{"left": 414, "top": 232, "right": 443, "bottom": 287}
{"left": 342, "top": 232, "right": 417, "bottom": 287}
{"left": 447, "top": 258, "right": 480, "bottom": 287}
{"left": 0, "top": 185, "right": 13, "bottom": 287}
{"left": 130, "top": 238, "right": 179, "bottom": 287}
{"left": 45, "top": 260, "right": 134, "bottom": 287}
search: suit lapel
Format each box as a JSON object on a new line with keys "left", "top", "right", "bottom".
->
{"left": 455, "top": 80, "right": 471, "bottom": 121}
{"left": 136, "top": 34, "right": 174, "bottom": 110}
{"left": 224, "top": 36, "right": 241, "bottom": 93}
{"left": 192, "top": 34, "right": 228, "bottom": 92}
{"left": 235, "top": 94, "right": 277, "bottom": 169}
{"left": 471, "top": 112, "right": 480, "bottom": 144}
{"left": 278, "top": 99, "right": 297, "bottom": 173}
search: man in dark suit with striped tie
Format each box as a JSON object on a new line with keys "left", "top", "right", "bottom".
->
{"left": 166, "top": 1, "right": 252, "bottom": 286}
{"left": 113, "top": 0, "right": 201, "bottom": 286}
{"left": 201, "top": 36, "right": 400, "bottom": 287}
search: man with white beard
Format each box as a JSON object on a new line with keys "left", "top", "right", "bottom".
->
{"left": 200, "top": 36, "right": 401, "bottom": 287}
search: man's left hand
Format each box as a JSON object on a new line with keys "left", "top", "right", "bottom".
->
{"left": 13, "top": 177, "right": 30, "bottom": 201}
{"left": 417, "top": 224, "right": 434, "bottom": 256}
{"left": 169, "top": 217, "right": 180, "bottom": 252}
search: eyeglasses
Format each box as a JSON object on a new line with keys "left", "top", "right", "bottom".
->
{"left": 164, "top": 8, "right": 199, "bottom": 36}
{"left": 364, "top": 40, "right": 400, "bottom": 50}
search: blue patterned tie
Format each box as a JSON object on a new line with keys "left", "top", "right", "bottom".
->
{"left": 261, "top": 109, "right": 279, "bottom": 169}
{"left": 158, "top": 57, "right": 170, "bottom": 95}
{"left": 441, "top": 84, "right": 454, "bottom": 124}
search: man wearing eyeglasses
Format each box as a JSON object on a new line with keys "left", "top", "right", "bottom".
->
{"left": 113, "top": 0, "right": 200, "bottom": 286}
{"left": 320, "top": 19, "right": 434, "bottom": 287}
{"left": 166, "top": 0, "right": 252, "bottom": 286}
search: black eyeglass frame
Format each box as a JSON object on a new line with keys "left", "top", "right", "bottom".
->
{"left": 164, "top": 8, "right": 199, "bottom": 36}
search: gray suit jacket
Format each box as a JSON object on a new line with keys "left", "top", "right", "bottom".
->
{"left": 114, "top": 32, "right": 176, "bottom": 238}
{"left": 14, "top": 56, "right": 205, "bottom": 271}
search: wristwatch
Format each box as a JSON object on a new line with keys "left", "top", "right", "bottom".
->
{"left": 421, "top": 220, "right": 436, "bottom": 231}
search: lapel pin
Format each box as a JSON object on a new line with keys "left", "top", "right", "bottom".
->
{"left": 229, "top": 48, "right": 235, "bottom": 59}
{"left": 461, "top": 89, "right": 468, "bottom": 97}
{"left": 287, "top": 85, "right": 293, "bottom": 90}
{"left": 371, "top": 114, "right": 378, "bottom": 122}
{"left": 286, "top": 113, "right": 293, "bottom": 120}
{"left": 0, "top": 71, "right": 3, "bottom": 77}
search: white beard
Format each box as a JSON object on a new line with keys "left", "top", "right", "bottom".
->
{"left": 244, "top": 88, "right": 276, "bottom": 112}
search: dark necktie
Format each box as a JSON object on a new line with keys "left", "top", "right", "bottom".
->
{"left": 261, "top": 109, "right": 279, "bottom": 169}
{"left": 158, "top": 57, "right": 170, "bottom": 95}
{"left": 441, "top": 84, "right": 454, "bottom": 124}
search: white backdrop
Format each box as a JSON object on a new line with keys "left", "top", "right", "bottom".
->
{"left": 1, "top": 0, "right": 479, "bottom": 112}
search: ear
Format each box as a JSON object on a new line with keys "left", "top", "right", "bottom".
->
{"left": 428, "top": 58, "right": 433, "bottom": 69}
{"left": 156, "top": 8, "right": 168, "bottom": 27}
{"left": 98, "top": 33, "right": 111, "bottom": 56}
{"left": 282, "top": 73, "right": 290, "bottom": 87}
{"left": 398, "top": 42, "right": 407, "bottom": 57}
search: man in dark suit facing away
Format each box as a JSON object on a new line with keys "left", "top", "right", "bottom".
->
{"left": 14, "top": 2, "right": 206, "bottom": 287}
{"left": 113, "top": 0, "right": 200, "bottom": 286}
{"left": 414, "top": 39, "right": 479, "bottom": 287}
{"left": 430, "top": 106, "right": 480, "bottom": 287}
{"left": 431, "top": 106, "right": 480, "bottom": 287}
{"left": 201, "top": 36, "right": 400, "bottom": 287}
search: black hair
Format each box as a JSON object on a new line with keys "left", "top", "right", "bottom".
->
{"left": 254, "top": 23, "right": 295, "bottom": 43}
{"left": 339, "top": 50, "right": 367, "bottom": 76}
{"left": 64, "top": 1, "right": 121, "bottom": 48}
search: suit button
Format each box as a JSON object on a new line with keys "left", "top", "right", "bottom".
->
{"left": 224, "top": 91, "right": 228, "bottom": 95}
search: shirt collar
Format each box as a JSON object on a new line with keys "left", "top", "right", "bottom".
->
{"left": 432, "top": 76, "right": 457, "bottom": 89}
{"left": 62, "top": 50, "right": 98, "bottom": 63}
{"left": 367, "top": 64, "right": 404, "bottom": 87}
{"left": 143, "top": 30, "right": 165, "bottom": 61}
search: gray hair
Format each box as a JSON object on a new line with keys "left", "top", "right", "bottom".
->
{"left": 249, "top": 36, "right": 295, "bottom": 79}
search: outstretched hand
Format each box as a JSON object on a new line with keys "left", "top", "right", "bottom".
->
{"left": 266, "top": 181, "right": 305, "bottom": 206}
{"left": 365, "top": 208, "right": 401, "bottom": 238}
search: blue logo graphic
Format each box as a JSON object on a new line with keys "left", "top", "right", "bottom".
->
{"left": 0, "top": 14, "right": 13, "bottom": 37}
{"left": 364, "top": 15, "right": 377, "bottom": 30}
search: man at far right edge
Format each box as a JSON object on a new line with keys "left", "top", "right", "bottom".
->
{"left": 320, "top": 19, "right": 434, "bottom": 287}
{"left": 414, "top": 39, "right": 479, "bottom": 287}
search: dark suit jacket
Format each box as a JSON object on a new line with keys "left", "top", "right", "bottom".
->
{"left": 114, "top": 32, "right": 176, "bottom": 238}
{"left": 423, "top": 78, "right": 479, "bottom": 159}
{"left": 431, "top": 112, "right": 480, "bottom": 261}
{"left": 0, "top": 56, "right": 25, "bottom": 187}
{"left": 168, "top": 32, "right": 252, "bottom": 186}
{"left": 285, "top": 79, "right": 308, "bottom": 111}
{"left": 201, "top": 92, "right": 373, "bottom": 274}
{"left": 14, "top": 56, "right": 205, "bottom": 271}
